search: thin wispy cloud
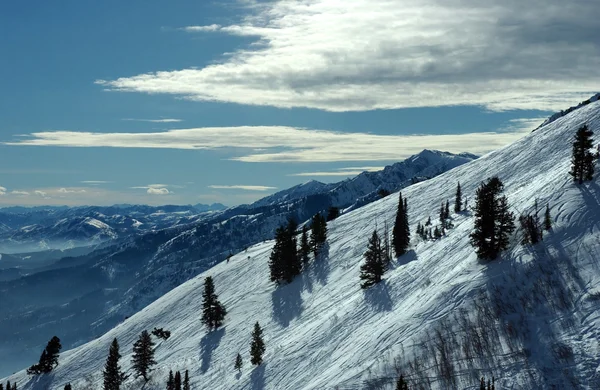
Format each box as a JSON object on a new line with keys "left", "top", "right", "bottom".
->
{"left": 81, "top": 180, "right": 113, "bottom": 185}
{"left": 147, "top": 187, "right": 170, "bottom": 195}
{"left": 34, "top": 190, "right": 48, "bottom": 198}
{"left": 0, "top": 186, "right": 6, "bottom": 196}
{"left": 4, "top": 121, "right": 541, "bottom": 162}
{"left": 11, "top": 190, "right": 30, "bottom": 196}
{"left": 122, "top": 118, "right": 183, "bottom": 123}
{"left": 208, "top": 185, "right": 276, "bottom": 191}
{"left": 97, "top": 0, "right": 600, "bottom": 112}
{"left": 290, "top": 166, "right": 385, "bottom": 177}
{"left": 58, "top": 188, "right": 86, "bottom": 194}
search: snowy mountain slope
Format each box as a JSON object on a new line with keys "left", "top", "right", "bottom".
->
{"left": 5, "top": 102, "right": 600, "bottom": 388}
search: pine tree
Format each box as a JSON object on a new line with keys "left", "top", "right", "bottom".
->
{"left": 234, "top": 353, "right": 243, "bottom": 372}
{"left": 250, "top": 322, "right": 265, "bottom": 365}
{"left": 470, "top": 177, "right": 515, "bottom": 259}
{"left": 167, "top": 370, "right": 174, "bottom": 390}
{"left": 433, "top": 226, "right": 441, "bottom": 239}
{"left": 439, "top": 203, "right": 446, "bottom": 226}
{"left": 174, "top": 371, "right": 182, "bottom": 390}
{"left": 425, "top": 216, "right": 431, "bottom": 226}
{"left": 131, "top": 330, "right": 156, "bottom": 382}
{"left": 268, "top": 226, "right": 287, "bottom": 283}
{"left": 103, "top": 338, "right": 127, "bottom": 390}
{"left": 396, "top": 374, "right": 409, "bottom": 390}
{"left": 269, "top": 220, "right": 302, "bottom": 284}
{"left": 392, "top": 192, "right": 410, "bottom": 257}
{"left": 445, "top": 200, "right": 450, "bottom": 219}
{"left": 183, "top": 370, "right": 190, "bottom": 390}
{"left": 310, "top": 213, "right": 327, "bottom": 256}
{"left": 360, "top": 230, "right": 385, "bottom": 289}
{"left": 64, "top": 385, "right": 72, "bottom": 390}
{"left": 300, "top": 225, "right": 311, "bottom": 264}
{"left": 201, "top": 276, "right": 227, "bottom": 330}
{"left": 569, "top": 124, "right": 595, "bottom": 184}
{"left": 544, "top": 204, "right": 552, "bottom": 230}
{"left": 27, "top": 336, "right": 62, "bottom": 374}
{"left": 454, "top": 182, "right": 462, "bottom": 213}
{"left": 480, "top": 377, "right": 485, "bottom": 390}
{"left": 326, "top": 206, "right": 340, "bottom": 221}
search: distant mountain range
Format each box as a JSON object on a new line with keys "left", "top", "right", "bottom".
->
{"left": 0, "top": 150, "right": 475, "bottom": 376}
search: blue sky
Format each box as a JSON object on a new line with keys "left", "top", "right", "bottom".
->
{"left": 1, "top": 0, "right": 598, "bottom": 207}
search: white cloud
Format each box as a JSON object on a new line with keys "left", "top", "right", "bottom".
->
{"left": 208, "top": 185, "right": 276, "bottom": 191}
{"left": 34, "top": 190, "right": 48, "bottom": 197}
{"left": 182, "top": 24, "right": 222, "bottom": 32}
{"left": 11, "top": 190, "right": 30, "bottom": 196}
{"left": 96, "top": 0, "right": 600, "bottom": 112}
{"left": 147, "top": 187, "right": 170, "bottom": 195}
{"left": 122, "top": 118, "right": 183, "bottom": 123}
{"left": 4, "top": 121, "right": 540, "bottom": 162}
{"left": 0, "top": 186, "right": 6, "bottom": 196}
{"left": 58, "top": 188, "right": 87, "bottom": 194}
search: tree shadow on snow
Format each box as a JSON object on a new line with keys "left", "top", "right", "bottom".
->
{"left": 250, "top": 363, "right": 266, "bottom": 390}
{"left": 26, "top": 372, "right": 55, "bottom": 390}
{"left": 394, "top": 249, "right": 418, "bottom": 268}
{"left": 199, "top": 327, "right": 225, "bottom": 373}
{"left": 271, "top": 278, "right": 303, "bottom": 328}
{"left": 363, "top": 281, "right": 393, "bottom": 312}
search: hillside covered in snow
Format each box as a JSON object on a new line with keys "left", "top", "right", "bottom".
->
{"left": 4, "top": 101, "right": 600, "bottom": 389}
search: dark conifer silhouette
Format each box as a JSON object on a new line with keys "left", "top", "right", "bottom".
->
{"left": 269, "top": 219, "right": 302, "bottom": 284}
{"left": 174, "top": 371, "right": 182, "bottom": 390}
{"left": 392, "top": 192, "right": 410, "bottom": 257}
{"left": 201, "top": 276, "right": 227, "bottom": 330}
{"left": 64, "top": 384, "right": 72, "bottom": 390}
{"left": 167, "top": 370, "right": 174, "bottom": 390}
{"left": 544, "top": 204, "right": 552, "bottom": 231}
{"left": 360, "top": 230, "right": 385, "bottom": 289}
{"left": 300, "top": 225, "right": 311, "bottom": 264}
{"left": 470, "top": 177, "right": 515, "bottom": 259}
{"left": 396, "top": 374, "right": 409, "bottom": 390}
{"left": 131, "top": 330, "right": 156, "bottom": 382}
{"left": 326, "top": 206, "right": 340, "bottom": 221}
{"left": 569, "top": 124, "right": 595, "bottom": 184}
{"left": 250, "top": 322, "right": 265, "bottom": 365}
{"left": 183, "top": 370, "right": 190, "bottom": 390}
{"left": 454, "top": 182, "right": 462, "bottom": 213}
{"left": 234, "top": 353, "right": 243, "bottom": 372}
{"left": 27, "top": 336, "right": 62, "bottom": 374}
{"left": 103, "top": 338, "right": 127, "bottom": 390}
{"left": 310, "top": 213, "right": 328, "bottom": 256}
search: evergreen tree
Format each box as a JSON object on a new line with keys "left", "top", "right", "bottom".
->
{"left": 201, "top": 276, "right": 227, "bottom": 330}
{"left": 270, "top": 220, "right": 302, "bottom": 284}
{"left": 433, "top": 226, "right": 441, "bottom": 239}
{"left": 396, "top": 375, "right": 409, "bottom": 390}
{"left": 569, "top": 124, "right": 595, "bottom": 184}
{"left": 103, "top": 338, "right": 127, "bottom": 390}
{"left": 268, "top": 226, "right": 287, "bottom": 283}
{"left": 250, "top": 322, "right": 265, "bottom": 365}
{"left": 300, "top": 225, "right": 311, "bottom": 264}
{"left": 392, "top": 192, "right": 410, "bottom": 257}
{"left": 310, "top": 213, "right": 327, "bottom": 256}
{"left": 445, "top": 200, "right": 450, "bottom": 219}
{"left": 360, "top": 230, "right": 385, "bottom": 289}
{"left": 326, "top": 206, "right": 340, "bottom": 221}
{"left": 1, "top": 383, "right": 3, "bottom": 390}
{"left": 64, "top": 385, "right": 72, "bottom": 390}
{"left": 131, "top": 330, "right": 156, "bottom": 382}
{"left": 167, "top": 370, "right": 174, "bottom": 390}
{"left": 183, "top": 370, "right": 190, "bottom": 390}
{"left": 544, "top": 204, "right": 552, "bottom": 230}
{"left": 27, "top": 336, "right": 62, "bottom": 374}
{"left": 439, "top": 203, "right": 446, "bottom": 226}
{"left": 174, "top": 371, "right": 182, "bottom": 390}
{"left": 425, "top": 216, "right": 431, "bottom": 226}
{"left": 454, "top": 182, "right": 462, "bottom": 213}
{"left": 480, "top": 377, "right": 485, "bottom": 390}
{"left": 234, "top": 353, "right": 243, "bottom": 372}
{"left": 470, "top": 177, "right": 515, "bottom": 259}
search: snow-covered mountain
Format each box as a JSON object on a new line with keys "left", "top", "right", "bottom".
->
{"left": 0, "top": 204, "right": 223, "bottom": 253}
{"left": 4, "top": 100, "right": 600, "bottom": 388}
{"left": 0, "top": 151, "right": 473, "bottom": 378}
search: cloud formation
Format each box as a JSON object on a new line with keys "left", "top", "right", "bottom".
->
{"left": 81, "top": 180, "right": 112, "bottom": 185}
{"left": 147, "top": 187, "right": 170, "bottom": 195}
{"left": 4, "top": 120, "right": 542, "bottom": 162}
{"left": 122, "top": 118, "right": 183, "bottom": 123}
{"left": 58, "top": 188, "right": 87, "bottom": 194}
{"left": 208, "top": 185, "right": 276, "bottom": 191}
{"left": 97, "top": 0, "right": 600, "bottom": 112}
{"left": 11, "top": 190, "right": 30, "bottom": 196}
{"left": 0, "top": 186, "right": 6, "bottom": 196}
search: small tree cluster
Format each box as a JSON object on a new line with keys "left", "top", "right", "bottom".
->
{"left": 396, "top": 375, "right": 409, "bottom": 390}
{"left": 470, "top": 177, "right": 515, "bottom": 260}
{"left": 27, "top": 336, "right": 62, "bottom": 375}
{"left": 360, "top": 230, "right": 386, "bottom": 289}
{"left": 103, "top": 338, "right": 128, "bottom": 390}
{"left": 392, "top": 192, "right": 410, "bottom": 257}
{"left": 167, "top": 370, "right": 188, "bottom": 390}
{"left": 269, "top": 219, "right": 302, "bottom": 284}
{"left": 131, "top": 330, "right": 156, "bottom": 382}
{"left": 151, "top": 327, "right": 171, "bottom": 340}
{"left": 569, "top": 124, "right": 595, "bottom": 184}
{"left": 326, "top": 206, "right": 340, "bottom": 221}
{"left": 479, "top": 376, "right": 495, "bottom": 390}
{"left": 519, "top": 200, "right": 542, "bottom": 245}
{"left": 300, "top": 225, "right": 311, "bottom": 264}
{"left": 2, "top": 382, "right": 17, "bottom": 390}
{"left": 201, "top": 276, "right": 227, "bottom": 330}
{"left": 439, "top": 201, "right": 451, "bottom": 229}
{"left": 250, "top": 322, "right": 265, "bottom": 365}
{"left": 310, "top": 213, "right": 328, "bottom": 256}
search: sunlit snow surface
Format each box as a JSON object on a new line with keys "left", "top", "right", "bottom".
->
{"left": 5, "top": 101, "right": 600, "bottom": 389}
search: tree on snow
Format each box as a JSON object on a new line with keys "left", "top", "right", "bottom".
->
{"left": 392, "top": 192, "right": 410, "bottom": 257}
{"left": 396, "top": 374, "right": 409, "bottom": 390}
{"left": 454, "top": 182, "right": 462, "bottom": 213}
{"left": 569, "top": 124, "right": 595, "bottom": 184}
{"left": 250, "top": 322, "right": 266, "bottom": 365}
{"left": 131, "top": 330, "right": 156, "bottom": 382}
{"left": 310, "top": 213, "right": 328, "bottom": 256}
{"left": 360, "top": 230, "right": 386, "bottom": 289}
{"left": 183, "top": 370, "right": 190, "bottom": 390}
{"left": 27, "top": 336, "right": 62, "bottom": 374}
{"left": 269, "top": 219, "right": 301, "bottom": 284}
{"left": 201, "top": 276, "right": 227, "bottom": 330}
{"left": 234, "top": 353, "right": 243, "bottom": 372}
{"left": 103, "top": 338, "right": 128, "bottom": 390}
{"left": 544, "top": 204, "right": 552, "bottom": 231}
{"left": 300, "top": 225, "right": 311, "bottom": 264}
